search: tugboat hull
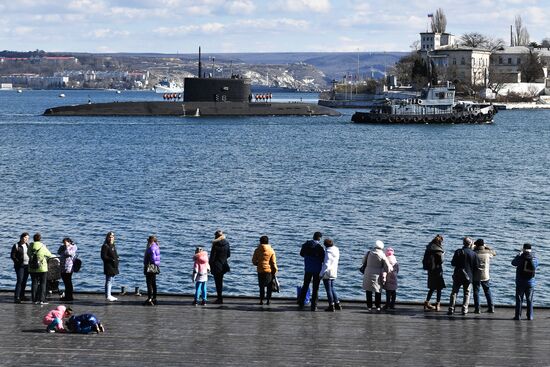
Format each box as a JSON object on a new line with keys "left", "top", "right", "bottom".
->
{"left": 351, "top": 107, "right": 497, "bottom": 124}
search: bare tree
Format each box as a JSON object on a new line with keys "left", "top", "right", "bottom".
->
{"left": 487, "top": 64, "right": 508, "bottom": 96}
{"left": 487, "top": 37, "right": 505, "bottom": 51}
{"left": 513, "top": 15, "right": 530, "bottom": 46}
{"left": 431, "top": 8, "right": 447, "bottom": 33}
{"left": 460, "top": 33, "right": 489, "bottom": 48}
{"left": 460, "top": 33, "right": 505, "bottom": 52}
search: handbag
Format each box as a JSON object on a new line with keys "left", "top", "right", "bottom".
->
{"left": 271, "top": 275, "right": 280, "bottom": 293}
{"left": 146, "top": 263, "right": 160, "bottom": 274}
{"left": 359, "top": 251, "right": 370, "bottom": 274}
{"left": 72, "top": 257, "right": 82, "bottom": 273}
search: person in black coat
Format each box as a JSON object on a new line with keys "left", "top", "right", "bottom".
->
{"left": 447, "top": 237, "right": 480, "bottom": 316}
{"left": 298, "top": 232, "right": 325, "bottom": 311}
{"left": 209, "top": 230, "right": 230, "bottom": 304}
{"left": 100, "top": 231, "right": 119, "bottom": 302}
{"left": 423, "top": 234, "right": 446, "bottom": 311}
{"left": 11, "top": 232, "right": 30, "bottom": 303}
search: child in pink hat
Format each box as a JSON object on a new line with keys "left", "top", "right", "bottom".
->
{"left": 383, "top": 248, "right": 399, "bottom": 310}
{"left": 42, "top": 305, "right": 73, "bottom": 333}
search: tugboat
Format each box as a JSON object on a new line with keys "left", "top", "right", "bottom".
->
{"left": 351, "top": 82, "right": 497, "bottom": 124}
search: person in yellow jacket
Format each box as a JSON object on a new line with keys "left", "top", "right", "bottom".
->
{"left": 252, "top": 235, "right": 278, "bottom": 305}
{"left": 28, "top": 233, "right": 53, "bottom": 304}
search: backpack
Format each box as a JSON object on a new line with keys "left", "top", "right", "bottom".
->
{"left": 422, "top": 250, "right": 434, "bottom": 271}
{"left": 521, "top": 256, "right": 536, "bottom": 278}
{"left": 29, "top": 248, "right": 40, "bottom": 269}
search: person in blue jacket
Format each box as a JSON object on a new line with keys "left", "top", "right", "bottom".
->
{"left": 66, "top": 314, "right": 105, "bottom": 334}
{"left": 297, "top": 232, "right": 325, "bottom": 311}
{"left": 512, "top": 243, "right": 539, "bottom": 320}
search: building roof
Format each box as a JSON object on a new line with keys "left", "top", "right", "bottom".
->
{"left": 493, "top": 46, "right": 550, "bottom": 56}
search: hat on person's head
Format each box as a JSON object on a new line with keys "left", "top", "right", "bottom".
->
{"left": 375, "top": 240, "right": 384, "bottom": 250}
{"left": 463, "top": 237, "right": 474, "bottom": 247}
{"left": 523, "top": 243, "right": 532, "bottom": 250}
{"left": 385, "top": 247, "right": 394, "bottom": 257}
{"left": 474, "top": 239, "right": 484, "bottom": 247}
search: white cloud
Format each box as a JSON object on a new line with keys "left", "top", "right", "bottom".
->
{"left": 68, "top": 0, "right": 107, "bottom": 12}
{"left": 236, "top": 18, "right": 309, "bottom": 30}
{"left": 13, "top": 27, "right": 34, "bottom": 36}
{"left": 154, "top": 22, "right": 225, "bottom": 35}
{"left": 226, "top": 0, "right": 255, "bottom": 15}
{"left": 89, "top": 28, "right": 131, "bottom": 39}
{"left": 273, "top": 0, "right": 330, "bottom": 13}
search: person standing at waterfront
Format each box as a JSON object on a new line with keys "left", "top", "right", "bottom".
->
{"left": 101, "top": 232, "right": 119, "bottom": 302}
{"left": 58, "top": 237, "right": 77, "bottom": 302}
{"left": 252, "top": 235, "right": 278, "bottom": 305}
{"left": 193, "top": 247, "right": 210, "bottom": 306}
{"left": 383, "top": 247, "right": 399, "bottom": 310}
{"left": 473, "top": 239, "right": 496, "bottom": 313}
{"left": 422, "top": 234, "right": 446, "bottom": 311}
{"left": 447, "top": 237, "right": 480, "bottom": 316}
{"left": 320, "top": 238, "right": 341, "bottom": 312}
{"left": 209, "top": 229, "right": 230, "bottom": 304}
{"left": 512, "top": 243, "right": 539, "bottom": 320}
{"left": 143, "top": 235, "right": 160, "bottom": 306}
{"left": 297, "top": 232, "right": 325, "bottom": 311}
{"left": 362, "top": 240, "right": 392, "bottom": 311}
{"left": 28, "top": 233, "right": 53, "bottom": 305}
{"left": 11, "top": 232, "right": 30, "bottom": 303}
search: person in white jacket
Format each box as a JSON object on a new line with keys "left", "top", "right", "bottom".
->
{"left": 320, "top": 238, "right": 341, "bottom": 312}
{"left": 362, "top": 240, "right": 392, "bottom": 311}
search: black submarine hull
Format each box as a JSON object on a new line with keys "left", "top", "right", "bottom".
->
{"left": 43, "top": 101, "right": 341, "bottom": 117}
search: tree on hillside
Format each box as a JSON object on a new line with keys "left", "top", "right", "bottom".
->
{"left": 512, "top": 15, "right": 530, "bottom": 46}
{"left": 460, "top": 33, "right": 505, "bottom": 51}
{"left": 542, "top": 38, "right": 550, "bottom": 48}
{"left": 520, "top": 50, "right": 544, "bottom": 82}
{"left": 431, "top": 8, "right": 447, "bottom": 33}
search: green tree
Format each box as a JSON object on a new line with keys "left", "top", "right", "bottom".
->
{"left": 520, "top": 50, "right": 544, "bottom": 82}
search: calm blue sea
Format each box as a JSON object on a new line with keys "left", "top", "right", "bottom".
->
{"left": 0, "top": 89, "right": 548, "bottom": 305}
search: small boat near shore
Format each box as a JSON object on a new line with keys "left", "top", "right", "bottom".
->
{"left": 154, "top": 79, "right": 184, "bottom": 94}
{"left": 351, "top": 83, "right": 498, "bottom": 124}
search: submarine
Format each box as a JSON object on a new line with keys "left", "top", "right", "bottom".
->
{"left": 43, "top": 48, "right": 340, "bottom": 117}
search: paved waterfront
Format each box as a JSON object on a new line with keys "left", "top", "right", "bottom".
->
{"left": 1, "top": 291, "right": 549, "bottom": 366}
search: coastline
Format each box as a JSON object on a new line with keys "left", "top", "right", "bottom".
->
{"left": 500, "top": 102, "right": 550, "bottom": 109}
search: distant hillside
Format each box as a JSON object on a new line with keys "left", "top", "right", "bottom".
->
{"left": 1, "top": 50, "right": 407, "bottom": 91}
{"left": 87, "top": 51, "right": 406, "bottom": 81}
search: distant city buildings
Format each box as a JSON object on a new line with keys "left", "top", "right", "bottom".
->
{"left": 418, "top": 30, "right": 549, "bottom": 93}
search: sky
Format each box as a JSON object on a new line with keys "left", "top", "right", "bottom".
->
{"left": 1, "top": 0, "right": 550, "bottom": 54}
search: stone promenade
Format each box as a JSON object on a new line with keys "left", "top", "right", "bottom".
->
{"left": 1, "top": 292, "right": 548, "bottom": 366}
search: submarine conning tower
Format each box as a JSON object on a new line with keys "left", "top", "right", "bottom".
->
{"left": 184, "top": 46, "right": 251, "bottom": 103}
{"left": 183, "top": 77, "right": 251, "bottom": 103}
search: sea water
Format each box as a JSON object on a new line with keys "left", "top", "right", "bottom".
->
{"left": 0, "top": 89, "right": 548, "bottom": 305}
